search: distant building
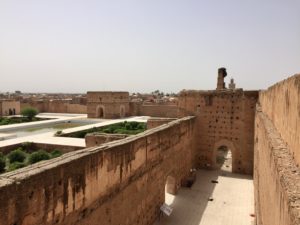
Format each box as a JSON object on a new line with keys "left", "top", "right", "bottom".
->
{"left": 0, "top": 100, "right": 21, "bottom": 116}
{"left": 87, "top": 91, "right": 130, "bottom": 119}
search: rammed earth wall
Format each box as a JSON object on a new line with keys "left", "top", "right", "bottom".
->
{"left": 0, "top": 116, "right": 196, "bottom": 225}
{"left": 254, "top": 74, "right": 300, "bottom": 225}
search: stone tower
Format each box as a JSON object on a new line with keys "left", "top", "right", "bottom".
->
{"left": 216, "top": 67, "right": 227, "bottom": 90}
{"left": 229, "top": 78, "right": 236, "bottom": 90}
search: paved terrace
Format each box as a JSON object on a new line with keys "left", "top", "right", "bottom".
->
{"left": 155, "top": 158, "right": 254, "bottom": 225}
{"left": 0, "top": 114, "right": 149, "bottom": 148}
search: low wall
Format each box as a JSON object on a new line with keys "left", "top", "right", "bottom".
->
{"left": 0, "top": 116, "right": 196, "bottom": 225}
{"left": 259, "top": 74, "right": 300, "bottom": 166}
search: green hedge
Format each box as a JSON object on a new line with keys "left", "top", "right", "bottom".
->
{"left": 0, "top": 117, "right": 49, "bottom": 126}
{"left": 0, "top": 147, "right": 63, "bottom": 173}
{"left": 67, "top": 121, "right": 146, "bottom": 138}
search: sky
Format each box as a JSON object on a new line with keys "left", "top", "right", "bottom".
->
{"left": 0, "top": 0, "right": 299, "bottom": 93}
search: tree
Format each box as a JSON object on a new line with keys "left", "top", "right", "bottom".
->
{"left": 21, "top": 107, "right": 38, "bottom": 121}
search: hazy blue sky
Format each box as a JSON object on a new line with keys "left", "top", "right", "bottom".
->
{"left": 0, "top": 0, "right": 299, "bottom": 93}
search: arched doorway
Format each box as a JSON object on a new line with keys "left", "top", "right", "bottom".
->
{"left": 120, "top": 105, "right": 125, "bottom": 118}
{"left": 165, "top": 175, "right": 177, "bottom": 195}
{"left": 215, "top": 145, "right": 232, "bottom": 172}
{"left": 96, "top": 105, "right": 105, "bottom": 118}
{"left": 213, "top": 139, "right": 236, "bottom": 172}
{"left": 9, "top": 109, "right": 13, "bottom": 116}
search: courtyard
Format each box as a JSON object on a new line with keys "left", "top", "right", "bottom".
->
{"left": 156, "top": 156, "right": 254, "bottom": 225}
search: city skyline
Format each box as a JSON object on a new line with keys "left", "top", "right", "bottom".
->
{"left": 1, "top": 0, "right": 299, "bottom": 93}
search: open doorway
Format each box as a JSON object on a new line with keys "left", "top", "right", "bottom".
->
{"left": 165, "top": 175, "right": 177, "bottom": 195}
{"left": 120, "top": 105, "right": 125, "bottom": 118}
{"left": 96, "top": 105, "right": 105, "bottom": 118}
{"left": 216, "top": 145, "right": 232, "bottom": 172}
{"left": 164, "top": 175, "right": 177, "bottom": 207}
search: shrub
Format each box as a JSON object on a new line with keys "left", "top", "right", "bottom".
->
{"left": 68, "top": 122, "right": 146, "bottom": 138}
{"left": 0, "top": 153, "right": 6, "bottom": 173}
{"left": 137, "top": 123, "right": 146, "bottom": 130}
{"left": 130, "top": 121, "right": 139, "bottom": 129}
{"left": 103, "top": 127, "right": 114, "bottom": 133}
{"left": 28, "top": 150, "right": 50, "bottom": 164}
{"left": 21, "top": 107, "right": 38, "bottom": 121}
{"left": 125, "top": 123, "right": 132, "bottom": 130}
{"left": 50, "top": 150, "right": 63, "bottom": 158}
{"left": 8, "top": 148, "right": 27, "bottom": 163}
{"left": 55, "top": 130, "right": 63, "bottom": 136}
{"left": 72, "top": 130, "right": 86, "bottom": 138}
{"left": 8, "top": 162, "right": 26, "bottom": 171}
{"left": 0, "top": 118, "right": 11, "bottom": 125}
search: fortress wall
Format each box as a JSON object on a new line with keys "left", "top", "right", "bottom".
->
{"left": 1, "top": 101, "right": 20, "bottom": 116}
{"left": 254, "top": 107, "right": 300, "bottom": 225}
{"left": 255, "top": 74, "right": 300, "bottom": 225}
{"left": 21, "top": 102, "right": 87, "bottom": 114}
{"left": 21, "top": 102, "right": 47, "bottom": 113}
{"left": 138, "top": 105, "right": 178, "bottom": 118}
{"left": 259, "top": 74, "right": 300, "bottom": 165}
{"left": 65, "top": 103, "right": 87, "bottom": 114}
{"left": 0, "top": 116, "right": 196, "bottom": 225}
{"left": 147, "top": 118, "right": 177, "bottom": 129}
{"left": 48, "top": 102, "right": 86, "bottom": 114}
{"left": 178, "top": 90, "right": 258, "bottom": 174}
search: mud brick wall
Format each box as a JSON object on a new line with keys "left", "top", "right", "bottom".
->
{"left": 259, "top": 74, "right": 300, "bottom": 166}
{"left": 0, "top": 116, "right": 196, "bottom": 225}
{"left": 254, "top": 107, "right": 300, "bottom": 225}
{"left": 146, "top": 118, "right": 176, "bottom": 129}
{"left": 178, "top": 89, "right": 258, "bottom": 174}
{"left": 85, "top": 133, "right": 129, "bottom": 147}
{"left": 254, "top": 75, "right": 300, "bottom": 225}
